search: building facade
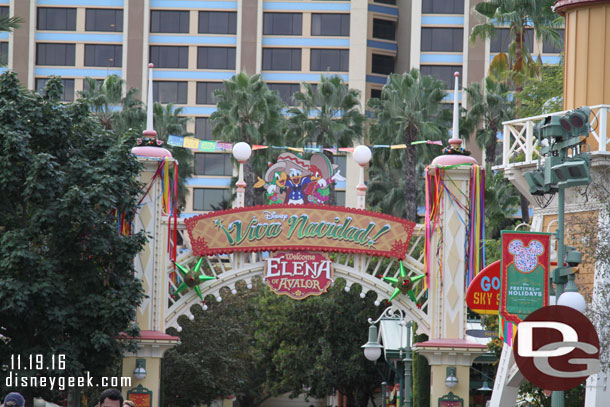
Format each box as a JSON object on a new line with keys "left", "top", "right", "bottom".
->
{"left": 3, "top": 0, "right": 563, "bottom": 217}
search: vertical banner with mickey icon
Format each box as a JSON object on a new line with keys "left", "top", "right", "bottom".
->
{"left": 500, "top": 231, "right": 551, "bottom": 325}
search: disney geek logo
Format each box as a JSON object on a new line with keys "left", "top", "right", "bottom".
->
{"left": 513, "top": 305, "right": 601, "bottom": 391}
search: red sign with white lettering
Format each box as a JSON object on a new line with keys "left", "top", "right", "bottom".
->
{"left": 265, "top": 251, "right": 333, "bottom": 300}
{"left": 466, "top": 260, "right": 501, "bottom": 315}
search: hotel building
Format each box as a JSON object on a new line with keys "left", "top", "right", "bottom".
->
{"left": 3, "top": 0, "right": 563, "bottom": 216}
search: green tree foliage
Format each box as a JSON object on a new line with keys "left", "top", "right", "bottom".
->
{"left": 151, "top": 102, "right": 194, "bottom": 210}
{"left": 0, "top": 15, "right": 21, "bottom": 65}
{"left": 470, "top": 0, "right": 562, "bottom": 87}
{"left": 0, "top": 15, "right": 21, "bottom": 32}
{"left": 484, "top": 171, "right": 521, "bottom": 239}
{"left": 517, "top": 64, "right": 564, "bottom": 118}
{"left": 79, "top": 77, "right": 193, "bottom": 211}
{"left": 470, "top": 0, "right": 563, "bottom": 225}
{"left": 412, "top": 332, "right": 430, "bottom": 407}
{"left": 255, "top": 279, "right": 384, "bottom": 407}
{"left": 287, "top": 76, "right": 365, "bottom": 149}
{"left": 79, "top": 75, "right": 146, "bottom": 134}
{"left": 211, "top": 73, "right": 286, "bottom": 207}
{"left": 0, "top": 73, "right": 145, "bottom": 397}
{"left": 368, "top": 69, "right": 449, "bottom": 221}
{"left": 163, "top": 280, "right": 387, "bottom": 407}
{"left": 464, "top": 78, "right": 515, "bottom": 167}
{"left": 162, "top": 283, "right": 269, "bottom": 407}
{"left": 286, "top": 76, "right": 365, "bottom": 204}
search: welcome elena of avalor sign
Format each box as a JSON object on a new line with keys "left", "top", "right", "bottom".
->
{"left": 185, "top": 205, "right": 416, "bottom": 258}
{"left": 266, "top": 251, "right": 333, "bottom": 299}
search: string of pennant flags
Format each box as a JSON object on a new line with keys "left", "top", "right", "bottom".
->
{"left": 167, "top": 134, "right": 444, "bottom": 154}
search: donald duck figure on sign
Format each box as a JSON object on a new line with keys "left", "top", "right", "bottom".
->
{"left": 254, "top": 152, "right": 344, "bottom": 205}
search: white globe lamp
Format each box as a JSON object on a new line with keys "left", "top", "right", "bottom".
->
{"left": 232, "top": 142, "right": 252, "bottom": 162}
{"left": 361, "top": 324, "right": 383, "bottom": 362}
{"left": 353, "top": 145, "right": 372, "bottom": 166}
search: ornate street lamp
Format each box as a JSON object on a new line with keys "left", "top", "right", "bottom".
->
{"left": 363, "top": 307, "right": 413, "bottom": 407}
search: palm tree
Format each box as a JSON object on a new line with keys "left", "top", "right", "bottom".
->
{"left": 368, "top": 69, "right": 449, "bottom": 222}
{"left": 470, "top": 0, "right": 562, "bottom": 93}
{"left": 470, "top": 1, "right": 561, "bottom": 224}
{"left": 0, "top": 15, "right": 21, "bottom": 32}
{"left": 211, "top": 73, "right": 286, "bottom": 207}
{"left": 464, "top": 77, "right": 515, "bottom": 167}
{"left": 0, "top": 15, "right": 21, "bottom": 66}
{"left": 484, "top": 170, "right": 520, "bottom": 239}
{"left": 153, "top": 102, "right": 194, "bottom": 211}
{"left": 286, "top": 75, "right": 365, "bottom": 205}
{"left": 79, "top": 75, "right": 145, "bottom": 133}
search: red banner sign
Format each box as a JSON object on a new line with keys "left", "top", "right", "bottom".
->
{"left": 265, "top": 251, "right": 333, "bottom": 299}
{"left": 185, "top": 205, "right": 415, "bottom": 258}
{"left": 466, "top": 260, "right": 501, "bottom": 315}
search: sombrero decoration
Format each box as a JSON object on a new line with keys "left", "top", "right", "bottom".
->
{"left": 305, "top": 154, "right": 338, "bottom": 204}
{"left": 309, "top": 153, "right": 337, "bottom": 181}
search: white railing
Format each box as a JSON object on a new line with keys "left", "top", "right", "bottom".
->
{"left": 499, "top": 104, "right": 610, "bottom": 169}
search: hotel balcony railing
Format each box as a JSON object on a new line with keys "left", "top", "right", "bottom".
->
{"left": 497, "top": 104, "right": 610, "bottom": 171}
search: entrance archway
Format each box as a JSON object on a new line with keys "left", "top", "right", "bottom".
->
{"left": 164, "top": 223, "right": 430, "bottom": 335}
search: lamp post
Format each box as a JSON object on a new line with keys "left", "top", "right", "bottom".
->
{"left": 362, "top": 307, "right": 413, "bottom": 407}
{"left": 524, "top": 108, "right": 592, "bottom": 407}
{"left": 353, "top": 145, "right": 372, "bottom": 210}
{"left": 232, "top": 142, "right": 252, "bottom": 208}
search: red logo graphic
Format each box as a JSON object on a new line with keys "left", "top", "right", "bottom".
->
{"left": 513, "top": 305, "right": 600, "bottom": 391}
{"left": 265, "top": 251, "right": 333, "bottom": 300}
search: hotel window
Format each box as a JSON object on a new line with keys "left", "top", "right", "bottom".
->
{"left": 153, "top": 81, "right": 188, "bottom": 104}
{"left": 311, "top": 14, "right": 349, "bottom": 37}
{"left": 310, "top": 49, "right": 349, "bottom": 72}
{"left": 197, "top": 47, "right": 236, "bottom": 70}
{"left": 422, "top": 0, "right": 464, "bottom": 14}
{"left": 263, "top": 13, "right": 302, "bottom": 35}
{"left": 199, "top": 11, "right": 237, "bottom": 34}
{"left": 196, "top": 117, "right": 214, "bottom": 140}
{"left": 420, "top": 65, "right": 462, "bottom": 89}
{"left": 371, "top": 53, "right": 394, "bottom": 75}
{"left": 150, "top": 46, "right": 188, "bottom": 69}
{"left": 196, "top": 82, "right": 223, "bottom": 105}
{"left": 421, "top": 28, "right": 463, "bottom": 52}
{"left": 543, "top": 29, "right": 564, "bottom": 53}
{"left": 268, "top": 83, "right": 300, "bottom": 105}
{"left": 85, "top": 9, "right": 123, "bottom": 32}
{"left": 37, "top": 43, "right": 75, "bottom": 66}
{"left": 370, "top": 88, "right": 382, "bottom": 99}
{"left": 374, "top": 0, "right": 397, "bottom": 5}
{"left": 490, "top": 28, "right": 534, "bottom": 53}
{"left": 262, "top": 48, "right": 301, "bottom": 71}
{"left": 84, "top": 44, "right": 122, "bottom": 67}
{"left": 373, "top": 19, "right": 396, "bottom": 41}
{"left": 194, "top": 153, "right": 232, "bottom": 176}
{"left": 36, "top": 78, "right": 75, "bottom": 102}
{"left": 151, "top": 10, "right": 189, "bottom": 33}
{"left": 193, "top": 188, "right": 231, "bottom": 211}
{"left": 0, "top": 7, "right": 7, "bottom": 17}
{"left": 0, "top": 42, "right": 7, "bottom": 65}
{"left": 37, "top": 8, "right": 76, "bottom": 31}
